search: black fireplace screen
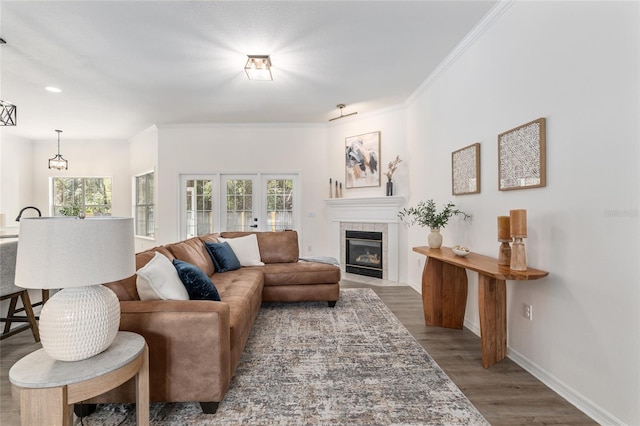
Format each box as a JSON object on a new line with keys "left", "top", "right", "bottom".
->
{"left": 345, "top": 230, "right": 383, "bottom": 278}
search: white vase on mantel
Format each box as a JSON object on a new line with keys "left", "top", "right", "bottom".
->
{"left": 428, "top": 228, "right": 443, "bottom": 249}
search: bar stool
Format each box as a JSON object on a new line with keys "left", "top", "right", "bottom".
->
{"left": 0, "top": 240, "right": 40, "bottom": 342}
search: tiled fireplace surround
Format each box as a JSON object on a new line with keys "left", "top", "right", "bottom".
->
{"left": 326, "top": 196, "right": 405, "bottom": 281}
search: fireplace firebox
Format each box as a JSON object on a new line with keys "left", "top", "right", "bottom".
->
{"left": 345, "top": 230, "right": 383, "bottom": 278}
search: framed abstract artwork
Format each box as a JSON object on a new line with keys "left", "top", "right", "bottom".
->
{"left": 498, "top": 118, "right": 546, "bottom": 191}
{"left": 345, "top": 131, "right": 381, "bottom": 188}
{"left": 451, "top": 143, "right": 481, "bottom": 195}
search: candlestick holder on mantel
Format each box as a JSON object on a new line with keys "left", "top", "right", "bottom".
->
{"left": 329, "top": 178, "right": 344, "bottom": 198}
{"left": 509, "top": 209, "right": 527, "bottom": 271}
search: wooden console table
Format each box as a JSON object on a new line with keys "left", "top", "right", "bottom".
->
{"left": 413, "top": 246, "right": 548, "bottom": 368}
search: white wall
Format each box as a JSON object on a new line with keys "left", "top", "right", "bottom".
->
{"left": 0, "top": 132, "right": 37, "bottom": 320}
{"left": 154, "top": 124, "right": 330, "bottom": 255}
{"left": 129, "top": 126, "right": 158, "bottom": 252}
{"left": 404, "top": 1, "right": 639, "bottom": 424}
{"left": 327, "top": 106, "right": 409, "bottom": 199}
{"left": 0, "top": 132, "right": 34, "bottom": 231}
{"left": 29, "top": 139, "right": 131, "bottom": 218}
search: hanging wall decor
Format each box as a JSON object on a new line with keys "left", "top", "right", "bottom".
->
{"left": 345, "top": 131, "right": 380, "bottom": 188}
{"left": 498, "top": 118, "right": 546, "bottom": 191}
{"left": 452, "top": 143, "right": 480, "bottom": 195}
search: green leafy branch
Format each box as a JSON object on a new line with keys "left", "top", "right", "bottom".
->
{"left": 398, "top": 199, "right": 470, "bottom": 230}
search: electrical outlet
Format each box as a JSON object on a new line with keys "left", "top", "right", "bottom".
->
{"left": 307, "top": 245, "right": 312, "bottom": 253}
{"left": 523, "top": 303, "right": 533, "bottom": 321}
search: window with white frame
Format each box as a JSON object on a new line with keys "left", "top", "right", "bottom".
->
{"left": 51, "top": 177, "right": 112, "bottom": 217}
{"left": 135, "top": 172, "right": 154, "bottom": 238}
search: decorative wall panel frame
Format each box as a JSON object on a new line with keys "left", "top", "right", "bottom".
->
{"left": 345, "top": 131, "right": 381, "bottom": 189}
{"left": 451, "top": 143, "right": 480, "bottom": 195}
{"left": 498, "top": 118, "right": 546, "bottom": 191}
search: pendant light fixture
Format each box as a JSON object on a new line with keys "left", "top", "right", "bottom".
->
{"left": 0, "top": 100, "right": 17, "bottom": 126}
{"left": 48, "top": 130, "right": 68, "bottom": 170}
{"left": 329, "top": 104, "right": 358, "bottom": 121}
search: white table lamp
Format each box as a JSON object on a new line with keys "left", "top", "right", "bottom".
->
{"left": 15, "top": 217, "right": 135, "bottom": 361}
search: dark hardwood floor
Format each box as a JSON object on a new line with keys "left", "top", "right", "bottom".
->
{"left": 340, "top": 281, "right": 596, "bottom": 425}
{"left": 1, "top": 281, "right": 596, "bottom": 425}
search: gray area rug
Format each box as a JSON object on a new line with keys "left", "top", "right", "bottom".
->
{"left": 84, "top": 288, "right": 488, "bottom": 425}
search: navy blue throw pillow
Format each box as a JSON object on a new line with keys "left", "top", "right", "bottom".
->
{"left": 205, "top": 241, "right": 241, "bottom": 273}
{"left": 172, "top": 259, "right": 221, "bottom": 301}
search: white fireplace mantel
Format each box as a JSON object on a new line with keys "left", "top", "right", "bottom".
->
{"left": 326, "top": 196, "right": 405, "bottom": 281}
{"left": 326, "top": 196, "right": 405, "bottom": 222}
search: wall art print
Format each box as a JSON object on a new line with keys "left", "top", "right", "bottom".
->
{"left": 498, "top": 117, "right": 546, "bottom": 191}
{"left": 345, "top": 131, "right": 381, "bottom": 189}
{"left": 452, "top": 143, "right": 480, "bottom": 195}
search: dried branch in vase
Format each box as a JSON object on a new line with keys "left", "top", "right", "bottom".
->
{"left": 384, "top": 155, "right": 402, "bottom": 182}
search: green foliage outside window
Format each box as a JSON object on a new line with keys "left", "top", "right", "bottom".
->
{"left": 185, "top": 179, "right": 212, "bottom": 237}
{"left": 52, "top": 177, "right": 112, "bottom": 217}
{"left": 266, "top": 179, "right": 293, "bottom": 231}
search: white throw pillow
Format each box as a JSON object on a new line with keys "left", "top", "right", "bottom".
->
{"left": 136, "top": 252, "right": 190, "bottom": 300}
{"left": 219, "top": 234, "right": 264, "bottom": 266}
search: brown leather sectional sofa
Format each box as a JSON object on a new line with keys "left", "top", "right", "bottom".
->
{"left": 90, "top": 230, "right": 340, "bottom": 414}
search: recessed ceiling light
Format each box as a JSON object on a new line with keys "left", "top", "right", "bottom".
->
{"left": 45, "top": 87, "right": 62, "bottom": 93}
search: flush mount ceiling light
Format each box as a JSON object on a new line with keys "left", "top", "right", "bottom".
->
{"left": 45, "top": 86, "right": 62, "bottom": 93}
{"left": 0, "top": 100, "right": 17, "bottom": 126}
{"left": 245, "top": 55, "right": 272, "bottom": 81}
{"left": 48, "top": 130, "right": 69, "bottom": 170}
{"left": 329, "top": 104, "right": 358, "bottom": 122}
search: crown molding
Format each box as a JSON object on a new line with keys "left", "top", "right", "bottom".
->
{"left": 405, "top": 0, "right": 516, "bottom": 107}
{"left": 156, "top": 122, "right": 326, "bottom": 130}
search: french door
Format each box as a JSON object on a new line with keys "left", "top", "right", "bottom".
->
{"left": 181, "top": 176, "right": 215, "bottom": 239}
{"left": 221, "top": 175, "right": 259, "bottom": 232}
{"left": 180, "top": 173, "right": 299, "bottom": 238}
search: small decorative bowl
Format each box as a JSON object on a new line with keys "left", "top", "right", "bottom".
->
{"left": 452, "top": 245, "right": 471, "bottom": 257}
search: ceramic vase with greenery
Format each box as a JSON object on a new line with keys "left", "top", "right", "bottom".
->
{"left": 398, "top": 199, "right": 470, "bottom": 248}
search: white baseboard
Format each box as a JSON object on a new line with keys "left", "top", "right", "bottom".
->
{"left": 506, "top": 347, "right": 623, "bottom": 425}
{"left": 463, "top": 317, "right": 481, "bottom": 336}
{"left": 462, "top": 318, "right": 623, "bottom": 425}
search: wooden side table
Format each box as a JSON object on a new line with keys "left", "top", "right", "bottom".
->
{"left": 413, "top": 246, "right": 549, "bottom": 368}
{"left": 9, "top": 331, "right": 149, "bottom": 426}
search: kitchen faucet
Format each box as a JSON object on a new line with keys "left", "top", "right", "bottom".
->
{"left": 15, "top": 206, "right": 42, "bottom": 221}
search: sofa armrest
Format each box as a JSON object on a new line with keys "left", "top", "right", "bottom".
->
{"left": 119, "top": 299, "right": 229, "bottom": 316}
{"left": 98, "top": 300, "right": 232, "bottom": 403}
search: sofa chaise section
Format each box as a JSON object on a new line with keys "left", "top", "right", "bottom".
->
{"left": 219, "top": 231, "right": 340, "bottom": 306}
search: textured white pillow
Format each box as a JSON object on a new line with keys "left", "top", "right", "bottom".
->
{"left": 219, "top": 234, "right": 264, "bottom": 266}
{"left": 136, "top": 252, "right": 189, "bottom": 300}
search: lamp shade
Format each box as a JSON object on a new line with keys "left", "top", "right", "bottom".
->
{"left": 15, "top": 217, "right": 135, "bottom": 289}
{"left": 14, "top": 217, "right": 135, "bottom": 361}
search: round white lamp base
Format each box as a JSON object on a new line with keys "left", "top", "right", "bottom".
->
{"left": 39, "top": 285, "right": 121, "bottom": 361}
